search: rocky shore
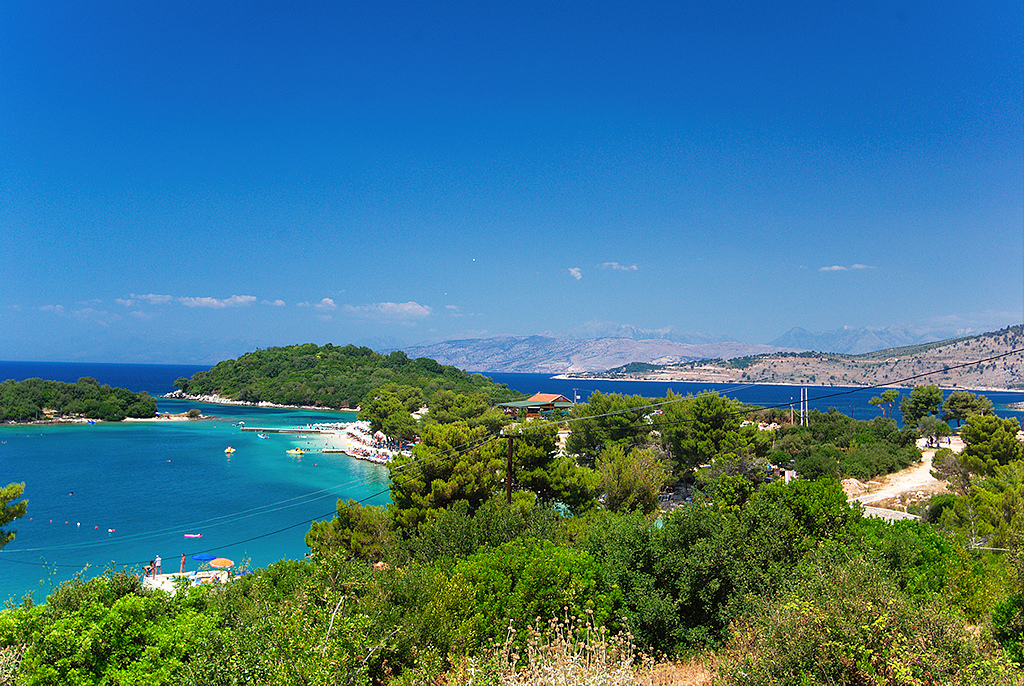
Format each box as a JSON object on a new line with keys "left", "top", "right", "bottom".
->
{"left": 163, "top": 390, "right": 357, "bottom": 412}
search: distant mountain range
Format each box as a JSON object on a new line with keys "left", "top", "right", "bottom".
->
{"left": 400, "top": 335, "right": 785, "bottom": 374}
{"left": 769, "top": 326, "right": 955, "bottom": 355}
{"left": 397, "top": 323, "right": 1015, "bottom": 375}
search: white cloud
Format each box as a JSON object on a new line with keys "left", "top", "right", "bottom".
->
{"left": 296, "top": 298, "right": 336, "bottom": 311}
{"left": 568, "top": 267, "right": 583, "bottom": 280}
{"left": 314, "top": 298, "right": 336, "bottom": 312}
{"left": 39, "top": 304, "right": 65, "bottom": 314}
{"left": 177, "top": 295, "right": 257, "bottom": 308}
{"left": 820, "top": 264, "right": 873, "bottom": 272}
{"left": 343, "top": 301, "right": 433, "bottom": 320}
{"left": 262, "top": 299, "right": 286, "bottom": 307}
{"left": 600, "top": 262, "right": 638, "bottom": 271}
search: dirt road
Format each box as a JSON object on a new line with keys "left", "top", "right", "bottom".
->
{"left": 846, "top": 436, "right": 960, "bottom": 505}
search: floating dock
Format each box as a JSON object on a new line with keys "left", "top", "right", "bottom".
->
{"left": 239, "top": 427, "right": 330, "bottom": 434}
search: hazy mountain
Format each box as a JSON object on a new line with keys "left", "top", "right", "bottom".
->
{"left": 770, "top": 326, "right": 952, "bottom": 355}
{"left": 400, "top": 335, "right": 785, "bottom": 373}
{"left": 564, "top": 321, "right": 727, "bottom": 345}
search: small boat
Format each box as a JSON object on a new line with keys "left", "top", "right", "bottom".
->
{"left": 184, "top": 533, "right": 202, "bottom": 539}
{"left": 257, "top": 433, "right": 269, "bottom": 439}
{"left": 224, "top": 447, "right": 236, "bottom": 454}
{"left": 286, "top": 448, "right": 306, "bottom": 455}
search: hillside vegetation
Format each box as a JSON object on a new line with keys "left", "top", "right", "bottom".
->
{"left": 583, "top": 324, "right": 1024, "bottom": 389}
{"left": 171, "top": 343, "right": 523, "bottom": 409}
{"left": 2, "top": 384, "right": 1022, "bottom": 683}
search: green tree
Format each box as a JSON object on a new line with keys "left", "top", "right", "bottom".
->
{"left": 565, "top": 391, "right": 656, "bottom": 466}
{"left": 305, "top": 499, "right": 394, "bottom": 561}
{"left": 942, "top": 390, "right": 993, "bottom": 427}
{"left": 509, "top": 424, "right": 598, "bottom": 512}
{"left": 868, "top": 388, "right": 900, "bottom": 419}
{"left": 388, "top": 422, "right": 502, "bottom": 530}
{"left": 0, "top": 482, "right": 27, "bottom": 550}
{"left": 660, "top": 392, "right": 753, "bottom": 472}
{"left": 961, "top": 414, "right": 1023, "bottom": 476}
{"left": 899, "top": 384, "right": 943, "bottom": 426}
{"left": 596, "top": 445, "right": 668, "bottom": 514}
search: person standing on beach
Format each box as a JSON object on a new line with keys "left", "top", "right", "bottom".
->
{"left": 180, "top": 553, "right": 186, "bottom": 574}
{"left": 154, "top": 554, "right": 161, "bottom": 574}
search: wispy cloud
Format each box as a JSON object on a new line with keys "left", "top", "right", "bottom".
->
{"left": 39, "top": 304, "right": 65, "bottom": 314}
{"left": 177, "top": 295, "right": 257, "bottom": 308}
{"left": 117, "top": 293, "right": 174, "bottom": 306}
{"left": 262, "top": 299, "right": 286, "bottom": 307}
{"left": 568, "top": 267, "right": 583, "bottom": 280}
{"left": 343, "top": 301, "right": 433, "bottom": 320}
{"left": 820, "top": 264, "right": 873, "bottom": 272}
{"left": 298, "top": 298, "right": 337, "bottom": 312}
{"left": 600, "top": 262, "right": 638, "bottom": 271}
{"left": 314, "top": 298, "right": 336, "bottom": 312}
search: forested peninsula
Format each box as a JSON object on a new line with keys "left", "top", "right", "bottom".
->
{"left": 0, "top": 377, "right": 158, "bottom": 422}
{"left": 170, "top": 343, "right": 523, "bottom": 409}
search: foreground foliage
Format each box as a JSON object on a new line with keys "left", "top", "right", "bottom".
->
{"left": 2, "top": 381, "right": 1022, "bottom": 683}
{"left": 1, "top": 480, "right": 1021, "bottom": 684}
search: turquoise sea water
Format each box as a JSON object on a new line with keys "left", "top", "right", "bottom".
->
{"left": 0, "top": 398, "right": 387, "bottom": 603}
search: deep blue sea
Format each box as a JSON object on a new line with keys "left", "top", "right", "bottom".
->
{"left": 1, "top": 361, "right": 1023, "bottom": 602}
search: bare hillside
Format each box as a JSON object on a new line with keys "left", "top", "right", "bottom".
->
{"left": 582, "top": 325, "right": 1024, "bottom": 390}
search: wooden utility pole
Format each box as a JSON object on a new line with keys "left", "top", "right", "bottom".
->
{"left": 505, "top": 433, "right": 514, "bottom": 504}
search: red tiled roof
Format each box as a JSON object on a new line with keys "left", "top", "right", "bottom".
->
{"left": 527, "top": 393, "right": 571, "bottom": 404}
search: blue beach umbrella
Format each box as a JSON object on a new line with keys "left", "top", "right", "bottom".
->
{"left": 191, "top": 553, "right": 216, "bottom": 562}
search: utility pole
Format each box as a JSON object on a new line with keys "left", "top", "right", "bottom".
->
{"left": 506, "top": 433, "right": 514, "bottom": 504}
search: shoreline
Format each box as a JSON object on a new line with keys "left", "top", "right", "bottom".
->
{"left": 1, "top": 413, "right": 198, "bottom": 426}
{"left": 551, "top": 374, "right": 1023, "bottom": 394}
{"left": 162, "top": 390, "right": 359, "bottom": 413}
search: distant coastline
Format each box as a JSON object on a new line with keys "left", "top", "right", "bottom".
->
{"left": 553, "top": 373, "right": 1019, "bottom": 394}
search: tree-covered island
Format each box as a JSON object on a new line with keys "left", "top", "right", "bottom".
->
{"left": 0, "top": 377, "right": 158, "bottom": 422}
{"left": 170, "top": 343, "right": 523, "bottom": 410}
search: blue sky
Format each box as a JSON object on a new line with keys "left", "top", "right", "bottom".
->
{"left": 1, "top": 1, "right": 1021, "bottom": 364}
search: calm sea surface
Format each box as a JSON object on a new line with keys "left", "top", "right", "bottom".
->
{"left": 1, "top": 362, "right": 1023, "bottom": 602}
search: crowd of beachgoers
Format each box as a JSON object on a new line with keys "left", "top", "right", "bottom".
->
{"left": 297, "top": 421, "right": 414, "bottom": 465}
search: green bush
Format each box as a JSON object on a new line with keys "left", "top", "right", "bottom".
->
{"left": 715, "top": 556, "right": 1020, "bottom": 685}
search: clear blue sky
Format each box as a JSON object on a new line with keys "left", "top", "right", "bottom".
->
{"left": 1, "top": 1, "right": 1021, "bottom": 364}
